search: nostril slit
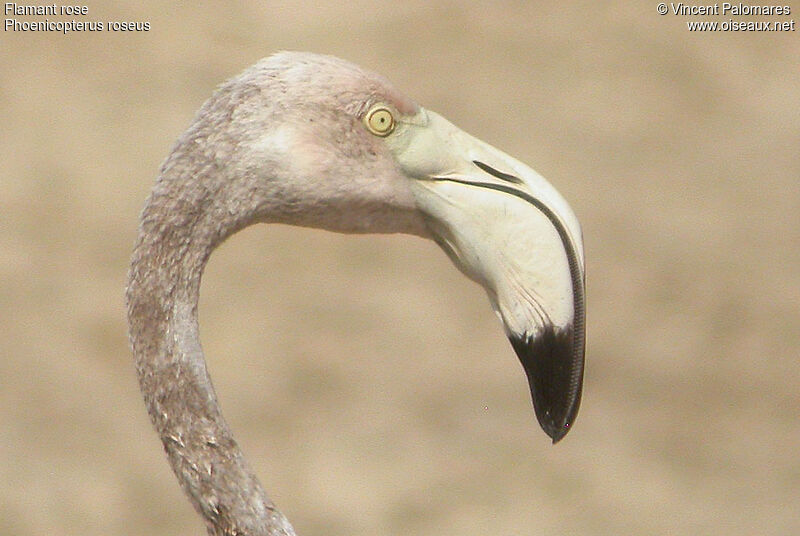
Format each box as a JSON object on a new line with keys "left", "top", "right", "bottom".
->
{"left": 472, "top": 160, "right": 524, "bottom": 184}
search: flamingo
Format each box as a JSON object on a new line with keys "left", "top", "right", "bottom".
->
{"left": 126, "top": 51, "right": 585, "bottom": 536}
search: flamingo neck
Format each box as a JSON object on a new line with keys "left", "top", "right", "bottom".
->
{"left": 126, "top": 167, "right": 295, "bottom": 536}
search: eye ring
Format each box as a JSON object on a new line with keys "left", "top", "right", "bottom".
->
{"left": 364, "top": 106, "right": 395, "bottom": 137}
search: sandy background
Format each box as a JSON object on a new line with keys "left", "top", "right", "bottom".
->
{"left": 2, "top": 2, "right": 798, "bottom": 535}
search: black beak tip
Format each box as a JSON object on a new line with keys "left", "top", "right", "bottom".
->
{"left": 534, "top": 394, "right": 579, "bottom": 444}
{"left": 543, "top": 417, "right": 572, "bottom": 444}
{"left": 508, "top": 324, "right": 585, "bottom": 444}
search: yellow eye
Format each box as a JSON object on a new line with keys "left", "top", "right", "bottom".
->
{"left": 365, "top": 106, "right": 395, "bottom": 136}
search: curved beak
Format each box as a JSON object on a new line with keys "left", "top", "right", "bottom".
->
{"left": 388, "top": 109, "right": 586, "bottom": 442}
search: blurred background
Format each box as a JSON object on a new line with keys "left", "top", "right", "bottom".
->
{"left": 2, "top": 2, "right": 798, "bottom": 535}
